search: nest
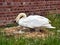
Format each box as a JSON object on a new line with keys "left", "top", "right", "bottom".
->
{"left": 2, "top": 26, "right": 54, "bottom": 38}
{"left": 3, "top": 26, "right": 23, "bottom": 36}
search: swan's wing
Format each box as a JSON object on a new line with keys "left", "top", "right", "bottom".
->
{"left": 27, "top": 18, "right": 50, "bottom": 28}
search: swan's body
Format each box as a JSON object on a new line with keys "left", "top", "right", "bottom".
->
{"left": 15, "top": 13, "right": 55, "bottom": 29}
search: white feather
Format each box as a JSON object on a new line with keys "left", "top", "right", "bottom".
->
{"left": 16, "top": 13, "right": 55, "bottom": 29}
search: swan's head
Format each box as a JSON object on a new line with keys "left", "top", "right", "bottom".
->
{"left": 15, "top": 13, "right": 27, "bottom": 22}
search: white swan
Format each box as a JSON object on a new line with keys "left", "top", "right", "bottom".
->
{"left": 15, "top": 13, "right": 55, "bottom": 31}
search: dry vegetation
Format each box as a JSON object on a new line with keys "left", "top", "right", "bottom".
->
{"left": 1, "top": 26, "right": 54, "bottom": 39}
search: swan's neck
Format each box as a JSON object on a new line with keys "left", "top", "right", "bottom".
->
{"left": 15, "top": 14, "right": 26, "bottom": 22}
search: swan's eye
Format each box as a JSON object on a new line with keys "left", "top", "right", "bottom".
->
{"left": 20, "top": 16, "right": 23, "bottom": 18}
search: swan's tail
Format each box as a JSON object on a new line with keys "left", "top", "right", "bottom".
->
{"left": 48, "top": 26, "right": 55, "bottom": 28}
{"left": 43, "top": 24, "right": 55, "bottom": 29}
{"left": 47, "top": 24, "right": 55, "bottom": 29}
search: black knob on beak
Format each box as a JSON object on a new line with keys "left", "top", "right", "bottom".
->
{"left": 13, "top": 20, "right": 16, "bottom": 23}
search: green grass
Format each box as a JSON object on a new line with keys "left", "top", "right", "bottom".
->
{"left": 0, "top": 14, "right": 60, "bottom": 45}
